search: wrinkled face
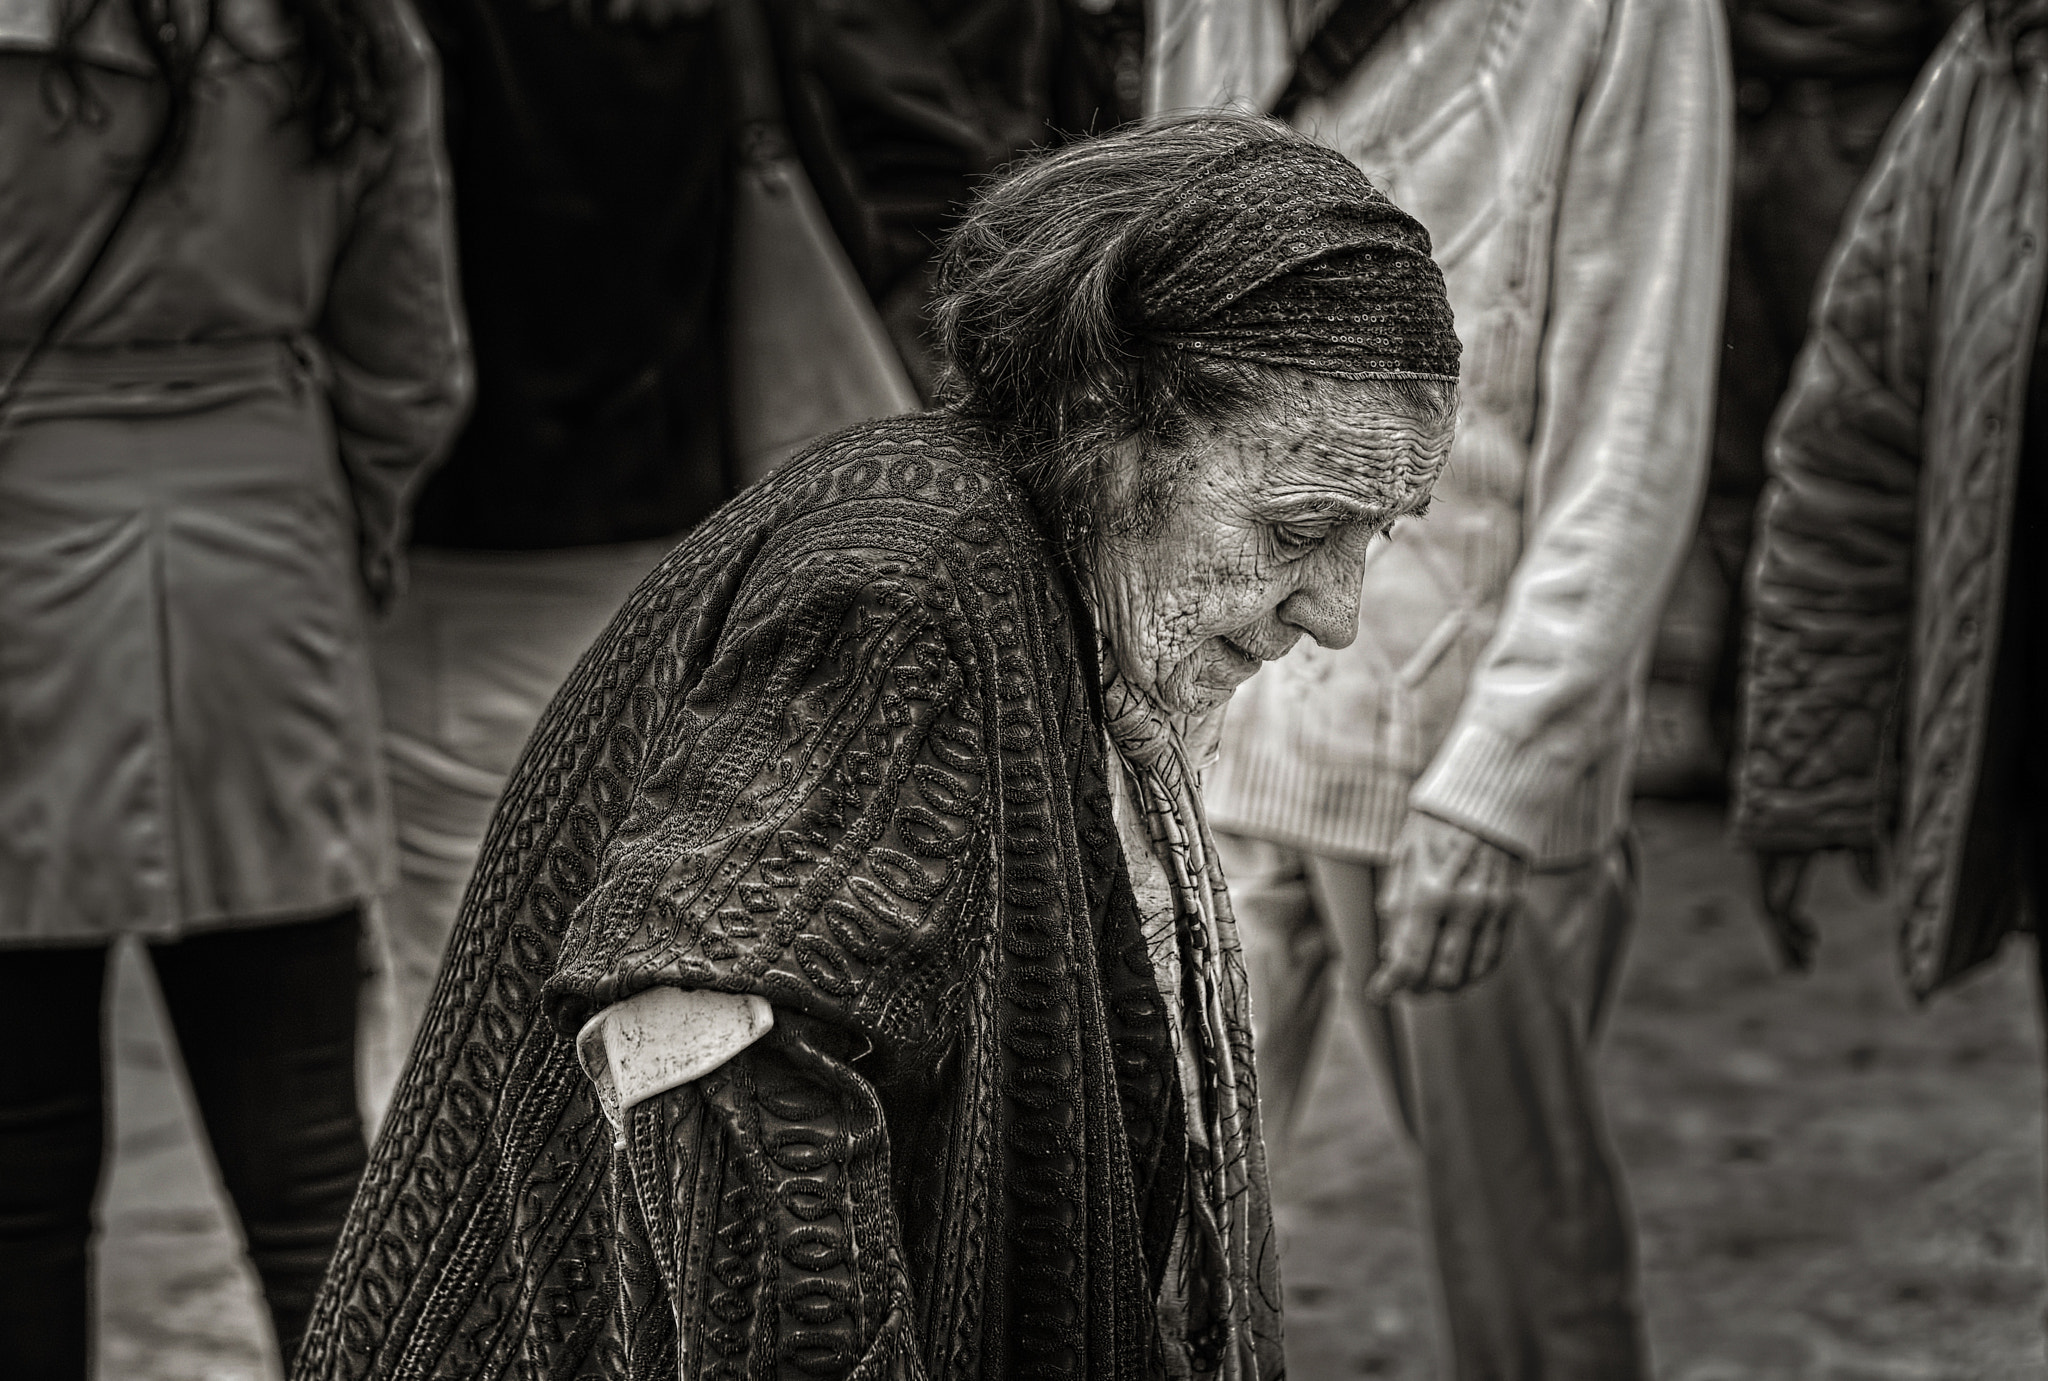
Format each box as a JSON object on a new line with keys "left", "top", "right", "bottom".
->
{"left": 1086, "top": 371, "right": 1454, "bottom": 718}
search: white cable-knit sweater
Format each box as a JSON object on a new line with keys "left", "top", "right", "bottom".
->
{"left": 1151, "top": 0, "right": 1733, "bottom": 863}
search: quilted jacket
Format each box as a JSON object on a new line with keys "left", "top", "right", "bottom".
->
{"left": 1732, "top": 1, "right": 2048, "bottom": 996}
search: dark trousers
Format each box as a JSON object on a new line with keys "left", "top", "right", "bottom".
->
{"left": 0, "top": 910, "right": 368, "bottom": 1377}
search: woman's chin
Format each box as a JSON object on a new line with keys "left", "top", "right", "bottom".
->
{"left": 1182, "top": 662, "right": 1261, "bottom": 711}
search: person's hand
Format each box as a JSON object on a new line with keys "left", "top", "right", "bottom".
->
{"left": 1366, "top": 812, "right": 1529, "bottom": 1001}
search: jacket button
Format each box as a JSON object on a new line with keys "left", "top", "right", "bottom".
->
{"left": 1959, "top": 616, "right": 1978, "bottom": 640}
{"left": 1985, "top": 414, "right": 2003, "bottom": 437}
{"left": 2024, "top": 235, "right": 2038, "bottom": 257}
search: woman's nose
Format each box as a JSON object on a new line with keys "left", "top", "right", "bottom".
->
{"left": 1279, "top": 570, "right": 1363, "bottom": 649}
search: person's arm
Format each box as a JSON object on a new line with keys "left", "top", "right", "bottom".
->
{"left": 315, "top": 0, "right": 472, "bottom": 610}
{"left": 541, "top": 541, "right": 992, "bottom": 1377}
{"left": 1409, "top": 0, "right": 1733, "bottom": 854}
{"left": 1731, "top": 86, "right": 1945, "bottom": 856}
{"left": 612, "top": 1014, "right": 923, "bottom": 1378}
{"left": 1371, "top": 0, "right": 1733, "bottom": 993}
{"left": 1731, "top": 23, "right": 1965, "bottom": 966}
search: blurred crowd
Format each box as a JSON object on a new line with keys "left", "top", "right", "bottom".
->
{"left": 0, "top": 0, "right": 2043, "bottom": 1376}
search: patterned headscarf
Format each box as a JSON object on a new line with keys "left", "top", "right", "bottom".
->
{"left": 1134, "top": 139, "right": 1462, "bottom": 384}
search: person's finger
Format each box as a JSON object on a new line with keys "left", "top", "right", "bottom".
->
{"left": 1366, "top": 888, "right": 1443, "bottom": 1002}
{"left": 1424, "top": 884, "right": 1485, "bottom": 991}
{"left": 1466, "top": 903, "right": 1510, "bottom": 983}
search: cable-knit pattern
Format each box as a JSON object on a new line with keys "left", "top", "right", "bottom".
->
{"left": 295, "top": 414, "right": 1204, "bottom": 1380}
{"left": 1732, "top": 10, "right": 2048, "bottom": 995}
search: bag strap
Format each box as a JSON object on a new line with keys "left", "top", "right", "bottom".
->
{"left": 1272, "top": 0, "right": 1420, "bottom": 118}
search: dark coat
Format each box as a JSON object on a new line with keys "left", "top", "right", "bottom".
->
{"left": 1732, "top": 4, "right": 2048, "bottom": 995}
{"left": 406, "top": 0, "right": 1141, "bottom": 550}
{"left": 296, "top": 415, "right": 1203, "bottom": 1379}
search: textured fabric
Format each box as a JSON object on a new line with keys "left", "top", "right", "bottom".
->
{"left": 1159, "top": 0, "right": 1731, "bottom": 864}
{"left": 0, "top": 912, "right": 367, "bottom": 1375}
{"left": 362, "top": 540, "right": 672, "bottom": 1123}
{"left": 1730, "top": 4, "right": 2048, "bottom": 996}
{"left": 1696, "top": 0, "right": 1949, "bottom": 747}
{"left": 1139, "top": 140, "right": 1461, "bottom": 383}
{"left": 1217, "top": 831, "right": 1646, "bottom": 1381}
{"left": 298, "top": 415, "right": 1280, "bottom": 1381}
{"left": 1700, "top": 57, "right": 1931, "bottom": 738}
{"left": 0, "top": 0, "right": 470, "bottom": 603}
{"left": 1094, "top": 673, "right": 1277, "bottom": 1380}
{"left": 0, "top": 358, "right": 394, "bottom": 941}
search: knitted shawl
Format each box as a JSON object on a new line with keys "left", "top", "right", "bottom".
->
{"left": 296, "top": 413, "right": 1279, "bottom": 1381}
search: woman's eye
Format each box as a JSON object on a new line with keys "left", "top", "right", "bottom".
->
{"left": 1272, "top": 523, "right": 1327, "bottom": 555}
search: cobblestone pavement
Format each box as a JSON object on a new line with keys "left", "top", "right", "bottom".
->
{"left": 96, "top": 802, "right": 2047, "bottom": 1380}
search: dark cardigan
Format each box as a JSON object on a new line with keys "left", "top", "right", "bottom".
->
{"left": 298, "top": 414, "right": 1189, "bottom": 1380}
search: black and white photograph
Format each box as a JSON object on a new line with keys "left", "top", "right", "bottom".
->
{"left": 1, "top": 0, "right": 2045, "bottom": 1376}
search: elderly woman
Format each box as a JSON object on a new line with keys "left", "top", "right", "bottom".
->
{"left": 297, "top": 113, "right": 1458, "bottom": 1381}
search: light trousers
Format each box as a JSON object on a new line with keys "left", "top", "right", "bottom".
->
{"left": 361, "top": 541, "right": 671, "bottom": 1123}
{"left": 1216, "top": 830, "right": 1649, "bottom": 1381}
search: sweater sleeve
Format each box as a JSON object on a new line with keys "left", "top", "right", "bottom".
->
{"left": 1728, "top": 38, "right": 1958, "bottom": 852}
{"left": 315, "top": 0, "right": 473, "bottom": 609}
{"left": 612, "top": 1014, "right": 926, "bottom": 1380}
{"left": 1407, "top": 0, "right": 1733, "bottom": 857}
{"left": 543, "top": 542, "right": 991, "bottom": 1378}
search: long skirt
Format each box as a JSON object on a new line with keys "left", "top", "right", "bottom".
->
{"left": 0, "top": 343, "right": 391, "bottom": 943}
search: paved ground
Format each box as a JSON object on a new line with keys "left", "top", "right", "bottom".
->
{"left": 95, "top": 801, "right": 2048, "bottom": 1380}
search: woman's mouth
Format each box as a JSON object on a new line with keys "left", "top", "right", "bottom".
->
{"left": 1216, "top": 634, "right": 1262, "bottom": 667}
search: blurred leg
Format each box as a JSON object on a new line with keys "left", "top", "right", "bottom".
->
{"left": 1301, "top": 853, "right": 1414, "bottom": 1139}
{"left": 363, "top": 543, "right": 667, "bottom": 1122}
{"left": 1214, "top": 831, "right": 1337, "bottom": 1166}
{"left": 1344, "top": 843, "right": 1646, "bottom": 1381}
{"left": 0, "top": 944, "right": 109, "bottom": 1381}
{"left": 363, "top": 571, "right": 509, "bottom": 1119}
{"left": 149, "top": 910, "right": 367, "bottom": 1366}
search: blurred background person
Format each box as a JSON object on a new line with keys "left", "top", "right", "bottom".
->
{"left": 0, "top": 0, "right": 468, "bottom": 1370}
{"left": 1734, "top": 0, "right": 2048, "bottom": 1129}
{"left": 1635, "top": 0, "right": 1955, "bottom": 798}
{"left": 1152, "top": 0, "right": 1731, "bottom": 1376}
{"left": 362, "top": 0, "right": 1147, "bottom": 1120}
